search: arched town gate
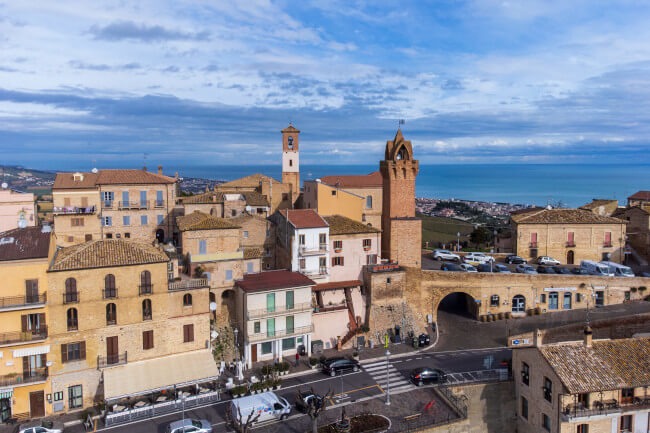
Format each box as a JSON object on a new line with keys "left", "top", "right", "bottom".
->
{"left": 429, "top": 286, "right": 483, "bottom": 323}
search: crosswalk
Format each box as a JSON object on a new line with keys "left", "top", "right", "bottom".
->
{"left": 362, "top": 360, "right": 415, "bottom": 394}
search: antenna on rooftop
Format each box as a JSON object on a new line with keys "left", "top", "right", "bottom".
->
{"left": 398, "top": 119, "right": 405, "bottom": 129}
{"left": 143, "top": 153, "right": 148, "bottom": 171}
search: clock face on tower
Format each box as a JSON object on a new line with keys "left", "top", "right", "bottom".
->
{"left": 288, "top": 136, "right": 294, "bottom": 149}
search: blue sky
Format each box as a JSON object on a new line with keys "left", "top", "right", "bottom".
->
{"left": 1, "top": 0, "right": 650, "bottom": 170}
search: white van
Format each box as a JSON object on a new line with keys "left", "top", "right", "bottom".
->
{"left": 580, "top": 260, "right": 614, "bottom": 277}
{"left": 230, "top": 392, "right": 291, "bottom": 427}
{"left": 600, "top": 261, "right": 635, "bottom": 277}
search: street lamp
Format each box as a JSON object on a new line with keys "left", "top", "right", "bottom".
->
{"left": 456, "top": 232, "right": 461, "bottom": 252}
{"left": 385, "top": 349, "right": 391, "bottom": 406}
{"left": 233, "top": 327, "right": 239, "bottom": 360}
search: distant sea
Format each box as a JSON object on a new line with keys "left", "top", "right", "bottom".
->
{"left": 176, "top": 163, "right": 648, "bottom": 208}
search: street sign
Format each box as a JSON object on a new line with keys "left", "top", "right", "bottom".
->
{"left": 384, "top": 334, "right": 389, "bottom": 348}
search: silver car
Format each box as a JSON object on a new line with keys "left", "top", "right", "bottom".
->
{"left": 166, "top": 419, "right": 213, "bottom": 433}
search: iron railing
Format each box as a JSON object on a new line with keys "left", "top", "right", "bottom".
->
{"left": 97, "top": 352, "right": 128, "bottom": 368}
{"left": 562, "top": 397, "right": 650, "bottom": 420}
{"left": 0, "top": 326, "right": 48, "bottom": 345}
{"left": 248, "top": 324, "right": 314, "bottom": 343}
{"left": 247, "top": 302, "right": 312, "bottom": 320}
{"left": 139, "top": 284, "right": 154, "bottom": 296}
{"left": 63, "top": 292, "right": 79, "bottom": 304}
{"left": 0, "top": 367, "right": 48, "bottom": 387}
{"left": 0, "top": 294, "right": 46, "bottom": 310}
{"left": 53, "top": 205, "right": 97, "bottom": 215}
{"left": 168, "top": 279, "right": 208, "bottom": 291}
{"left": 103, "top": 288, "right": 118, "bottom": 299}
{"left": 118, "top": 201, "right": 149, "bottom": 210}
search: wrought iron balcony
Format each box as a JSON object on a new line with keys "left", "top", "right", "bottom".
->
{"left": 0, "top": 326, "right": 48, "bottom": 346}
{"left": 102, "top": 288, "right": 118, "bottom": 299}
{"left": 247, "top": 302, "right": 312, "bottom": 320}
{"left": 97, "top": 351, "right": 128, "bottom": 368}
{"left": 52, "top": 205, "right": 96, "bottom": 215}
{"left": 0, "top": 367, "right": 48, "bottom": 387}
{"left": 138, "top": 284, "right": 154, "bottom": 296}
{"left": 248, "top": 324, "right": 314, "bottom": 343}
{"left": 118, "top": 201, "right": 150, "bottom": 210}
{"left": 0, "top": 294, "right": 46, "bottom": 311}
{"left": 63, "top": 292, "right": 79, "bottom": 304}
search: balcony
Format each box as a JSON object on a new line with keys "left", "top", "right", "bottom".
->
{"left": 0, "top": 326, "right": 48, "bottom": 346}
{"left": 0, "top": 367, "right": 48, "bottom": 387}
{"left": 299, "top": 244, "right": 328, "bottom": 256}
{"left": 248, "top": 324, "right": 314, "bottom": 343}
{"left": 529, "top": 242, "right": 538, "bottom": 248}
{"left": 63, "top": 292, "right": 79, "bottom": 304}
{"left": 0, "top": 294, "right": 46, "bottom": 311}
{"left": 97, "top": 352, "right": 128, "bottom": 369}
{"left": 561, "top": 397, "right": 650, "bottom": 421}
{"left": 153, "top": 200, "right": 165, "bottom": 209}
{"left": 168, "top": 278, "right": 208, "bottom": 291}
{"left": 103, "top": 200, "right": 114, "bottom": 209}
{"left": 566, "top": 242, "right": 576, "bottom": 247}
{"left": 139, "top": 284, "right": 154, "bottom": 296}
{"left": 102, "top": 288, "right": 118, "bottom": 299}
{"left": 247, "top": 302, "right": 312, "bottom": 320}
{"left": 299, "top": 268, "right": 329, "bottom": 280}
{"left": 118, "top": 201, "right": 149, "bottom": 210}
{"left": 53, "top": 205, "right": 96, "bottom": 215}
{"left": 603, "top": 242, "right": 613, "bottom": 247}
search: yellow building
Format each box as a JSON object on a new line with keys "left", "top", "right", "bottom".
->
{"left": 511, "top": 208, "right": 627, "bottom": 264}
{"left": 215, "top": 174, "right": 293, "bottom": 214}
{"left": 47, "top": 239, "right": 215, "bottom": 414}
{"left": 0, "top": 188, "right": 37, "bottom": 233}
{"left": 0, "top": 226, "right": 53, "bottom": 422}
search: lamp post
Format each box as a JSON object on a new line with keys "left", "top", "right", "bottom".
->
{"left": 181, "top": 395, "right": 186, "bottom": 426}
{"left": 456, "top": 232, "right": 460, "bottom": 252}
{"left": 233, "top": 327, "right": 239, "bottom": 361}
{"left": 385, "top": 349, "right": 391, "bottom": 405}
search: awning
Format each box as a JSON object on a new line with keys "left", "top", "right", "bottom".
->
{"left": 103, "top": 350, "right": 219, "bottom": 400}
{"left": 0, "top": 387, "right": 12, "bottom": 399}
{"left": 312, "top": 280, "right": 362, "bottom": 292}
{"left": 13, "top": 345, "right": 50, "bottom": 358}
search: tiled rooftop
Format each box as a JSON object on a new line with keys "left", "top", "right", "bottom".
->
{"left": 0, "top": 226, "right": 51, "bottom": 262}
{"left": 235, "top": 270, "right": 315, "bottom": 293}
{"left": 278, "top": 209, "right": 328, "bottom": 229}
{"left": 320, "top": 171, "right": 383, "bottom": 188}
{"left": 49, "top": 239, "right": 169, "bottom": 271}
{"left": 53, "top": 169, "right": 175, "bottom": 189}
{"left": 511, "top": 208, "right": 626, "bottom": 224}
{"left": 628, "top": 191, "right": 650, "bottom": 201}
{"left": 313, "top": 280, "right": 362, "bottom": 292}
{"left": 324, "top": 215, "right": 381, "bottom": 235}
{"left": 243, "top": 247, "right": 264, "bottom": 259}
{"left": 180, "top": 190, "right": 269, "bottom": 207}
{"left": 177, "top": 211, "right": 240, "bottom": 231}
{"left": 217, "top": 173, "right": 282, "bottom": 189}
{"left": 579, "top": 199, "right": 618, "bottom": 210}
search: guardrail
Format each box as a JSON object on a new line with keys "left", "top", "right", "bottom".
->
{"left": 0, "top": 294, "right": 46, "bottom": 310}
{"left": 118, "top": 201, "right": 150, "bottom": 210}
{"left": 0, "top": 368, "right": 48, "bottom": 387}
{"left": 168, "top": 279, "right": 208, "bottom": 291}
{"left": 97, "top": 352, "right": 128, "bottom": 368}
{"left": 0, "top": 327, "right": 48, "bottom": 345}
{"left": 248, "top": 324, "right": 314, "bottom": 343}
{"left": 247, "top": 302, "right": 312, "bottom": 320}
{"left": 53, "top": 206, "right": 97, "bottom": 215}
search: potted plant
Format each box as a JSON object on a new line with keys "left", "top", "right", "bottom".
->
{"left": 273, "top": 378, "right": 282, "bottom": 390}
{"left": 261, "top": 365, "right": 274, "bottom": 378}
{"left": 231, "top": 385, "right": 247, "bottom": 398}
{"left": 309, "top": 357, "right": 319, "bottom": 370}
{"left": 280, "top": 361, "right": 290, "bottom": 375}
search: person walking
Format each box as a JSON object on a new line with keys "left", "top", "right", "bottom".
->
{"left": 294, "top": 351, "right": 300, "bottom": 367}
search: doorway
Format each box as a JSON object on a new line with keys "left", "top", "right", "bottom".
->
{"left": 563, "top": 292, "right": 572, "bottom": 309}
{"left": 567, "top": 250, "right": 575, "bottom": 265}
{"left": 251, "top": 344, "right": 258, "bottom": 363}
{"left": 29, "top": 391, "right": 45, "bottom": 418}
{"left": 156, "top": 229, "right": 164, "bottom": 243}
{"left": 512, "top": 295, "right": 526, "bottom": 313}
{"left": 0, "top": 397, "right": 11, "bottom": 422}
{"left": 106, "top": 336, "right": 119, "bottom": 365}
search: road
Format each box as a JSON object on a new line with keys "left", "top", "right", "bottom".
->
{"left": 70, "top": 347, "right": 510, "bottom": 433}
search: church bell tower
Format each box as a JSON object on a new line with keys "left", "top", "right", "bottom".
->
{"left": 281, "top": 124, "right": 300, "bottom": 207}
{"left": 380, "top": 129, "right": 421, "bottom": 268}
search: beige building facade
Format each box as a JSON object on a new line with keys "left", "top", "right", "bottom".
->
{"left": 0, "top": 188, "right": 36, "bottom": 233}
{"left": 303, "top": 181, "right": 364, "bottom": 224}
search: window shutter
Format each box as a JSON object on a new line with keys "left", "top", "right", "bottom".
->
{"left": 40, "top": 354, "right": 47, "bottom": 366}
{"left": 80, "top": 341, "right": 86, "bottom": 360}
{"left": 189, "top": 324, "right": 194, "bottom": 342}
{"left": 38, "top": 313, "right": 45, "bottom": 329}
{"left": 61, "top": 344, "right": 68, "bottom": 363}
{"left": 21, "top": 315, "right": 28, "bottom": 332}
{"left": 341, "top": 257, "right": 345, "bottom": 266}
{"left": 22, "top": 356, "right": 29, "bottom": 373}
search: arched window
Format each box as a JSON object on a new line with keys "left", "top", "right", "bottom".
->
{"left": 64, "top": 278, "right": 78, "bottom": 303}
{"left": 142, "top": 299, "right": 152, "bottom": 321}
{"left": 67, "top": 308, "right": 78, "bottom": 331}
{"left": 104, "top": 274, "right": 116, "bottom": 298}
{"left": 183, "top": 294, "right": 192, "bottom": 307}
{"left": 106, "top": 303, "right": 117, "bottom": 325}
{"left": 140, "top": 270, "right": 152, "bottom": 295}
{"left": 512, "top": 295, "right": 526, "bottom": 313}
{"left": 490, "top": 295, "right": 500, "bottom": 307}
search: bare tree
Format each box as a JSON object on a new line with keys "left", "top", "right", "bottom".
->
{"left": 226, "top": 401, "right": 261, "bottom": 433}
{"left": 299, "top": 387, "right": 332, "bottom": 433}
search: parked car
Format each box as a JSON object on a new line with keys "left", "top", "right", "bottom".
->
{"left": 459, "top": 263, "right": 478, "bottom": 272}
{"left": 295, "top": 390, "right": 324, "bottom": 413}
{"left": 536, "top": 266, "right": 556, "bottom": 274}
{"left": 571, "top": 267, "right": 590, "bottom": 275}
{"left": 166, "top": 419, "right": 213, "bottom": 433}
{"left": 441, "top": 263, "right": 463, "bottom": 272}
{"left": 600, "top": 261, "right": 635, "bottom": 277}
{"left": 505, "top": 255, "right": 527, "bottom": 264}
{"left": 432, "top": 249, "right": 460, "bottom": 262}
{"left": 418, "top": 333, "right": 431, "bottom": 346}
{"left": 463, "top": 252, "right": 495, "bottom": 265}
{"left": 19, "top": 426, "right": 62, "bottom": 433}
{"left": 580, "top": 260, "right": 614, "bottom": 276}
{"left": 321, "top": 357, "right": 360, "bottom": 377}
{"left": 537, "top": 256, "right": 561, "bottom": 266}
{"left": 552, "top": 266, "right": 571, "bottom": 274}
{"left": 410, "top": 367, "right": 447, "bottom": 386}
{"left": 492, "top": 264, "right": 512, "bottom": 273}
{"left": 516, "top": 264, "right": 538, "bottom": 274}
{"left": 477, "top": 263, "right": 493, "bottom": 272}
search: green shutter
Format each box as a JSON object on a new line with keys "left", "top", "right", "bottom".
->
{"left": 267, "top": 318, "right": 275, "bottom": 337}
{"left": 286, "top": 315, "right": 294, "bottom": 334}
{"left": 286, "top": 290, "right": 294, "bottom": 310}
{"left": 266, "top": 293, "right": 275, "bottom": 313}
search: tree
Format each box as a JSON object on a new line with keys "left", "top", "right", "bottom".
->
{"left": 470, "top": 226, "right": 492, "bottom": 247}
{"left": 299, "top": 387, "right": 332, "bottom": 433}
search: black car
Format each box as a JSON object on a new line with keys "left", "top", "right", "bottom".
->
{"left": 321, "top": 357, "right": 360, "bottom": 377}
{"left": 571, "top": 267, "right": 590, "bottom": 275}
{"left": 410, "top": 367, "right": 447, "bottom": 386}
{"left": 505, "top": 255, "right": 527, "bottom": 264}
{"left": 418, "top": 333, "right": 431, "bottom": 346}
{"left": 441, "top": 263, "right": 463, "bottom": 272}
{"left": 536, "top": 266, "right": 556, "bottom": 274}
{"left": 552, "top": 266, "right": 571, "bottom": 274}
{"left": 295, "top": 390, "right": 323, "bottom": 413}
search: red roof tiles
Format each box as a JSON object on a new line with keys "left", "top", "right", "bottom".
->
{"left": 235, "top": 270, "right": 315, "bottom": 293}
{"left": 0, "top": 226, "right": 51, "bottom": 262}
{"left": 278, "top": 209, "right": 328, "bottom": 229}
{"left": 628, "top": 191, "right": 650, "bottom": 201}
{"left": 53, "top": 169, "right": 175, "bottom": 189}
{"left": 320, "top": 171, "right": 383, "bottom": 188}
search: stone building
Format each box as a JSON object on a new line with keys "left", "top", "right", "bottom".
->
{"left": 0, "top": 226, "right": 53, "bottom": 421}
{"left": 180, "top": 190, "right": 270, "bottom": 218}
{"left": 510, "top": 208, "right": 627, "bottom": 264}
{"left": 52, "top": 168, "right": 178, "bottom": 247}
{"left": 579, "top": 199, "right": 619, "bottom": 217}
{"left": 513, "top": 331, "right": 650, "bottom": 433}
{"left": 614, "top": 206, "right": 650, "bottom": 260}
{"left": 0, "top": 187, "right": 36, "bottom": 233}
{"left": 627, "top": 190, "right": 650, "bottom": 208}
{"left": 46, "top": 240, "right": 214, "bottom": 413}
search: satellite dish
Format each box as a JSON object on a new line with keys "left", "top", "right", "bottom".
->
{"left": 18, "top": 219, "right": 27, "bottom": 229}
{"left": 1, "top": 182, "right": 7, "bottom": 189}
{"left": 209, "top": 302, "right": 217, "bottom": 311}
{"left": 211, "top": 330, "right": 218, "bottom": 339}
{"left": 91, "top": 168, "right": 98, "bottom": 173}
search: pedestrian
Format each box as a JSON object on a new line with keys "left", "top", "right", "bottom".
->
{"left": 294, "top": 351, "right": 300, "bottom": 367}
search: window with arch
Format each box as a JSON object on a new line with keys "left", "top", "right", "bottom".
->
{"left": 140, "top": 270, "right": 152, "bottom": 295}
{"left": 512, "top": 295, "right": 526, "bottom": 313}
{"left": 142, "top": 299, "right": 152, "bottom": 321}
{"left": 64, "top": 278, "right": 78, "bottom": 304}
{"left": 490, "top": 295, "right": 499, "bottom": 307}
{"left": 104, "top": 274, "right": 116, "bottom": 298}
{"left": 396, "top": 146, "right": 408, "bottom": 160}
{"left": 183, "top": 294, "right": 192, "bottom": 307}
{"left": 106, "top": 303, "right": 117, "bottom": 325}
{"left": 67, "top": 308, "right": 78, "bottom": 331}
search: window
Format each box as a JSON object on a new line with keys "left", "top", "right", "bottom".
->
{"left": 332, "top": 257, "right": 344, "bottom": 266}
{"left": 156, "top": 190, "right": 164, "bottom": 207}
{"left": 122, "top": 215, "right": 130, "bottom": 226}
{"left": 363, "top": 239, "right": 372, "bottom": 250}
{"left": 521, "top": 362, "right": 529, "bottom": 385}
{"left": 567, "top": 231, "right": 575, "bottom": 247}
{"left": 542, "top": 413, "right": 550, "bottom": 431}
{"left": 490, "top": 295, "right": 499, "bottom": 307}
{"left": 621, "top": 387, "right": 634, "bottom": 403}
{"left": 521, "top": 396, "right": 528, "bottom": 420}
{"left": 106, "top": 303, "right": 117, "bottom": 325}
{"left": 299, "top": 258, "right": 306, "bottom": 269}
{"left": 543, "top": 377, "right": 552, "bottom": 402}
{"left": 576, "top": 424, "right": 588, "bottom": 433}
{"left": 366, "top": 195, "right": 372, "bottom": 209}
{"left": 512, "top": 295, "right": 526, "bottom": 313}
{"left": 199, "top": 239, "right": 207, "bottom": 255}
{"left": 548, "top": 292, "right": 558, "bottom": 310}
{"left": 67, "top": 235, "right": 74, "bottom": 242}
{"left": 64, "top": 278, "right": 78, "bottom": 303}
{"left": 225, "top": 270, "right": 233, "bottom": 281}
{"left": 319, "top": 256, "right": 327, "bottom": 273}
{"left": 282, "top": 337, "right": 295, "bottom": 350}
{"left": 157, "top": 215, "right": 164, "bottom": 224}
{"left": 604, "top": 231, "right": 612, "bottom": 247}
{"left": 183, "top": 294, "right": 192, "bottom": 306}
{"left": 85, "top": 234, "right": 93, "bottom": 241}
{"left": 299, "top": 234, "right": 305, "bottom": 245}
{"left": 576, "top": 293, "right": 582, "bottom": 303}
{"left": 246, "top": 262, "right": 254, "bottom": 274}
{"left": 105, "top": 233, "right": 113, "bottom": 239}
{"left": 231, "top": 209, "right": 237, "bottom": 217}
{"left": 331, "top": 190, "right": 336, "bottom": 196}
{"left": 620, "top": 415, "right": 632, "bottom": 432}
{"left": 143, "top": 330, "right": 154, "bottom": 350}
{"left": 124, "top": 233, "right": 130, "bottom": 238}
{"left": 333, "top": 240, "right": 342, "bottom": 251}
{"left": 289, "top": 159, "right": 293, "bottom": 167}
{"left": 102, "top": 191, "right": 114, "bottom": 206}
{"left": 243, "top": 230, "right": 249, "bottom": 238}
{"left": 286, "top": 290, "right": 294, "bottom": 310}
{"left": 53, "top": 392, "right": 63, "bottom": 401}
{"left": 67, "top": 308, "right": 78, "bottom": 331}
{"left": 103, "top": 216, "right": 112, "bottom": 226}
{"left": 261, "top": 342, "right": 272, "bottom": 354}
{"left": 366, "top": 254, "right": 377, "bottom": 265}
{"left": 104, "top": 274, "right": 116, "bottom": 298}
{"left": 254, "top": 322, "right": 261, "bottom": 334}
{"left": 267, "top": 293, "right": 276, "bottom": 313}
{"left": 530, "top": 232, "right": 537, "bottom": 247}
{"left": 266, "top": 318, "right": 275, "bottom": 337}
{"left": 139, "top": 190, "right": 147, "bottom": 207}
{"left": 25, "top": 279, "right": 39, "bottom": 303}
{"left": 140, "top": 270, "right": 152, "bottom": 294}
{"left": 319, "top": 233, "right": 326, "bottom": 246}
{"left": 282, "top": 193, "right": 288, "bottom": 201}
{"left": 71, "top": 217, "right": 84, "bottom": 227}
{"left": 183, "top": 324, "right": 194, "bottom": 343}
{"left": 61, "top": 342, "right": 86, "bottom": 363}
{"left": 68, "top": 385, "right": 83, "bottom": 409}
{"left": 286, "top": 315, "right": 294, "bottom": 334}
{"left": 140, "top": 215, "right": 148, "bottom": 225}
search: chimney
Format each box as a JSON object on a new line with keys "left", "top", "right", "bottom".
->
{"left": 533, "top": 328, "right": 543, "bottom": 347}
{"left": 158, "top": 165, "right": 163, "bottom": 175}
{"left": 583, "top": 325, "right": 593, "bottom": 347}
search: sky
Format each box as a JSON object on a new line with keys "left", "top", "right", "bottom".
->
{"left": 1, "top": 0, "right": 650, "bottom": 170}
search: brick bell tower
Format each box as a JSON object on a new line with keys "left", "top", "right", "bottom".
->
{"left": 380, "top": 129, "right": 421, "bottom": 268}
{"left": 281, "top": 124, "right": 300, "bottom": 207}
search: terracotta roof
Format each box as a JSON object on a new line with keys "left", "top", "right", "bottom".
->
{"left": 324, "top": 215, "right": 381, "bottom": 235}
{"left": 217, "top": 174, "right": 282, "bottom": 189}
{"left": 180, "top": 190, "right": 269, "bottom": 207}
{"left": 177, "top": 211, "right": 240, "bottom": 231}
{"left": 0, "top": 226, "right": 51, "bottom": 262}
{"left": 320, "top": 171, "right": 383, "bottom": 188}
{"left": 628, "top": 191, "right": 650, "bottom": 201}
{"left": 313, "top": 280, "right": 362, "bottom": 292}
{"left": 539, "top": 337, "right": 650, "bottom": 393}
{"left": 278, "top": 209, "right": 328, "bottom": 229}
{"left": 243, "top": 247, "right": 264, "bottom": 259}
{"left": 235, "top": 270, "right": 315, "bottom": 293}
{"left": 49, "top": 240, "right": 168, "bottom": 271}
{"left": 53, "top": 169, "right": 175, "bottom": 189}
{"left": 579, "top": 199, "right": 618, "bottom": 210}
{"left": 511, "top": 208, "right": 626, "bottom": 224}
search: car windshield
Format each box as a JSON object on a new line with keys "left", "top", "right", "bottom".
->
{"left": 191, "top": 420, "right": 202, "bottom": 428}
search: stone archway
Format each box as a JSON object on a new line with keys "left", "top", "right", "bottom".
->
{"left": 436, "top": 292, "right": 479, "bottom": 319}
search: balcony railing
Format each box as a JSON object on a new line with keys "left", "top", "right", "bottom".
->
{"left": 118, "top": 201, "right": 150, "bottom": 210}
{"left": 53, "top": 205, "right": 96, "bottom": 215}
{"left": 299, "top": 245, "right": 328, "bottom": 256}
{"left": 97, "top": 352, "right": 128, "bottom": 368}
{"left": 247, "top": 302, "right": 312, "bottom": 320}
{"left": 103, "top": 200, "right": 114, "bottom": 209}
{"left": 299, "top": 269, "right": 329, "bottom": 279}
{"left": 154, "top": 200, "right": 165, "bottom": 208}
{"left": 561, "top": 397, "right": 650, "bottom": 421}
{"left": 529, "top": 242, "right": 538, "bottom": 248}
{"left": 0, "top": 326, "right": 48, "bottom": 346}
{"left": 63, "top": 292, "right": 79, "bottom": 304}
{"left": 139, "top": 284, "right": 154, "bottom": 296}
{"left": 0, "top": 294, "right": 46, "bottom": 311}
{"left": 168, "top": 278, "right": 208, "bottom": 291}
{"left": 0, "top": 367, "right": 48, "bottom": 387}
{"left": 248, "top": 324, "right": 314, "bottom": 343}
{"left": 603, "top": 242, "right": 613, "bottom": 247}
{"left": 103, "top": 288, "right": 118, "bottom": 299}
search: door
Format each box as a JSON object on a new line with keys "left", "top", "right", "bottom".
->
{"left": 595, "top": 291, "right": 604, "bottom": 307}
{"left": 512, "top": 295, "right": 526, "bottom": 313}
{"left": 25, "top": 280, "right": 39, "bottom": 303}
{"left": 567, "top": 250, "right": 574, "bottom": 265}
{"left": 251, "top": 344, "right": 258, "bottom": 363}
{"left": 140, "top": 191, "right": 147, "bottom": 207}
{"left": 29, "top": 391, "right": 45, "bottom": 418}
{"left": 122, "top": 191, "right": 129, "bottom": 206}
{"left": 267, "top": 318, "right": 275, "bottom": 337}
{"left": 563, "top": 292, "right": 572, "bottom": 309}
{"left": 0, "top": 396, "right": 11, "bottom": 422}
{"left": 106, "top": 336, "right": 118, "bottom": 364}
{"left": 548, "top": 292, "right": 558, "bottom": 310}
